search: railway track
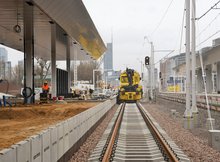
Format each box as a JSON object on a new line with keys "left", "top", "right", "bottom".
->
{"left": 89, "top": 102, "right": 190, "bottom": 162}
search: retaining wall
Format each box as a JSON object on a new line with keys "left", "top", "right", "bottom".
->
{"left": 0, "top": 98, "right": 116, "bottom": 162}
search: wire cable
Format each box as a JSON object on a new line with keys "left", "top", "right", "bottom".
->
{"left": 197, "top": 12, "right": 220, "bottom": 38}
{"left": 196, "top": 30, "right": 220, "bottom": 47}
{"left": 196, "top": 0, "right": 220, "bottom": 20}
{"left": 150, "top": 0, "right": 174, "bottom": 36}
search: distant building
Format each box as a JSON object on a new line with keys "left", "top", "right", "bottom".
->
{"left": 103, "top": 43, "right": 113, "bottom": 71}
{"left": 160, "top": 53, "right": 186, "bottom": 92}
{"left": 103, "top": 42, "right": 115, "bottom": 86}
{"left": 0, "top": 47, "right": 11, "bottom": 80}
{"left": 105, "top": 70, "right": 121, "bottom": 89}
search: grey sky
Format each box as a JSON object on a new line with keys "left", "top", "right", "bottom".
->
{"left": 2, "top": 0, "right": 220, "bottom": 74}
{"left": 83, "top": 0, "right": 220, "bottom": 72}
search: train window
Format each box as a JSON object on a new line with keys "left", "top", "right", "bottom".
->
{"left": 121, "top": 76, "right": 128, "bottom": 83}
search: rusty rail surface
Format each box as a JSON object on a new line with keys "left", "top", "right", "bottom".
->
{"left": 137, "top": 102, "right": 179, "bottom": 162}
{"left": 101, "top": 103, "right": 125, "bottom": 162}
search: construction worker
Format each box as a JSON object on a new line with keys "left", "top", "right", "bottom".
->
{"left": 42, "top": 81, "right": 49, "bottom": 93}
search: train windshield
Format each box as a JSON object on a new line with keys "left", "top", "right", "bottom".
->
{"left": 121, "top": 76, "right": 128, "bottom": 83}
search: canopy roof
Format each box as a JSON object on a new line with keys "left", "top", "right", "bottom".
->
{"left": 0, "top": 0, "right": 106, "bottom": 61}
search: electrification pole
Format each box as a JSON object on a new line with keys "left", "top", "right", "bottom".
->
{"left": 191, "top": 0, "right": 198, "bottom": 113}
{"left": 150, "top": 42, "right": 154, "bottom": 100}
{"left": 184, "top": 0, "right": 192, "bottom": 117}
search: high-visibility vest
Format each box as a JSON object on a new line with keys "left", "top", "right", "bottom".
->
{"left": 42, "top": 85, "right": 49, "bottom": 91}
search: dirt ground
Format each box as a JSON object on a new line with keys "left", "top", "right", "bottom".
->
{"left": 0, "top": 102, "right": 99, "bottom": 150}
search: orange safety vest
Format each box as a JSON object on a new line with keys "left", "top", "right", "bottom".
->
{"left": 42, "top": 84, "right": 49, "bottom": 91}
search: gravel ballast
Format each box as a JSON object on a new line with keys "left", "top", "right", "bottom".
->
{"left": 68, "top": 105, "right": 118, "bottom": 162}
{"left": 142, "top": 102, "right": 220, "bottom": 162}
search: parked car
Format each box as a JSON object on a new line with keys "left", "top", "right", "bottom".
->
{"left": 103, "top": 89, "right": 112, "bottom": 98}
{"left": 91, "top": 88, "right": 105, "bottom": 100}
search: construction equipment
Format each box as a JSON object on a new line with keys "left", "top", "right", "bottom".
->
{"left": 117, "top": 68, "right": 142, "bottom": 104}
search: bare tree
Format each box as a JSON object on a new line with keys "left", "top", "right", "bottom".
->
{"left": 71, "top": 61, "right": 100, "bottom": 83}
{"left": 11, "top": 65, "right": 23, "bottom": 85}
{"left": 35, "top": 57, "right": 51, "bottom": 85}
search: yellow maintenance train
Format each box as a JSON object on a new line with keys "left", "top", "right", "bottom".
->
{"left": 117, "top": 68, "right": 143, "bottom": 104}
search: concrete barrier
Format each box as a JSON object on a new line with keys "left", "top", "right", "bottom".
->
{"left": 41, "top": 130, "right": 51, "bottom": 162}
{"left": 50, "top": 126, "right": 58, "bottom": 162}
{"left": 31, "top": 134, "right": 42, "bottom": 162}
{"left": 16, "top": 140, "right": 31, "bottom": 162}
{"left": 0, "top": 98, "right": 116, "bottom": 162}
{"left": 0, "top": 148, "right": 16, "bottom": 162}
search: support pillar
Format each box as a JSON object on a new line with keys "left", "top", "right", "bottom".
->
{"left": 23, "top": 1, "right": 34, "bottom": 103}
{"left": 191, "top": 0, "right": 198, "bottom": 113}
{"left": 212, "top": 63, "right": 217, "bottom": 93}
{"left": 206, "top": 65, "right": 212, "bottom": 93}
{"left": 196, "top": 69, "right": 203, "bottom": 93}
{"left": 73, "top": 46, "right": 77, "bottom": 87}
{"left": 51, "top": 23, "right": 57, "bottom": 97}
{"left": 217, "top": 62, "right": 220, "bottom": 93}
{"left": 66, "top": 36, "right": 71, "bottom": 92}
{"left": 184, "top": 0, "right": 192, "bottom": 118}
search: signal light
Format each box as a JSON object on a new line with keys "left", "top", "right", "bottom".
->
{"left": 145, "top": 56, "right": 150, "bottom": 65}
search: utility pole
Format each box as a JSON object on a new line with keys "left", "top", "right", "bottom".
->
{"left": 150, "top": 42, "right": 154, "bottom": 100}
{"left": 191, "top": 0, "right": 198, "bottom": 113}
{"left": 184, "top": 0, "right": 192, "bottom": 118}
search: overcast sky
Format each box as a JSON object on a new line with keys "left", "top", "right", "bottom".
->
{"left": 83, "top": 0, "right": 220, "bottom": 72}
{"left": 2, "top": 0, "right": 220, "bottom": 74}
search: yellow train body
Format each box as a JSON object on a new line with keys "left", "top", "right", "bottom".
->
{"left": 117, "top": 68, "right": 142, "bottom": 103}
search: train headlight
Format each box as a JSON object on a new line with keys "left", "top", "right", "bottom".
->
{"left": 121, "top": 88, "right": 125, "bottom": 92}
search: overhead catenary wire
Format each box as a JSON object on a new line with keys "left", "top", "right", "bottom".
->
{"left": 197, "top": 12, "right": 220, "bottom": 38}
{"left": 196, "top": 0, "right": 220, "bottom": 20}
{"left": 145, "top": 1, "right": 220, "bottom": 67}
{"left": 150, "top": 0, "right": 174, "bottom": 37}
{"left": 196, "top": 30, "right": 220, "bottom": 47}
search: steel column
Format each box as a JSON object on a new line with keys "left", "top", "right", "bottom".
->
{"left": 23, "top": 1, "right": 34, "bottom": 103}
{"left": 191, "top": 0, "right": 198, "bottom": 113}
{"left": 66, "top": 36, "right": 71, "bottom": 92}
{"left": 184, "top": 0, "right": 192, "bottom": 117}
{"left": 51, "top": 23, "right": 57, "bottom": 97}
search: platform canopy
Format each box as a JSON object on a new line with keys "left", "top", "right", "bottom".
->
{"left": 0, "top": 0, "right": 106, "bottom": 60}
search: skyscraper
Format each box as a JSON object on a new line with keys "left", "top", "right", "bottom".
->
{"left": 103, "top": 43, "right": 113, "bottom": 70}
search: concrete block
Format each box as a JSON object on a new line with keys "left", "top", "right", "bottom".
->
{"left": 63, "top": 121, "right": 69, "bottom": 153}
{"left": 68, "top": 118, "right": 74, "bottom": 147}
{"left": 41, "top": 130, "right": 51, "bottom": 162}
{"left": 50, "top": 126, "right": 58, "bottom": 162}
{"left": 16, "top": 140, "right": 31, "bottom": 162}
{"left": 30, "top": 134, "right": 42, "bottom": 162}
{"left": 0, "top": 148, "right": 16, "bottom": 162}
{"left": 57, "top": 123, "right": 64, "bottom": 159}
{"left": 183, "top": 117, "right": 194, "bottom": 129}
{"left": 206, "top": 118, "right": 215, "bottom": 130}
{"left": 208, "top": 130, "right": 220, "bottom": 151}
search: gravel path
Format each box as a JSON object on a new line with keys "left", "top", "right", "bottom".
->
{"left": 142, "top": 102, "right": 220, "bottom": 162}
{"left": 68, "top": 105, "right": 118, "bottom": 162}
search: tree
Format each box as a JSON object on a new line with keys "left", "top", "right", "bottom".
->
{"left": 71, "top": 61, "right": 101, "bottom": 83}
{"left": 35, "top": 57, "right": 51, "bottom": 85}
{"left": 11, "top": 64, "right": 23, "bottom": 85}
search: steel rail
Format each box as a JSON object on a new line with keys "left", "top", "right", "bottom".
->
{"left": 137, "top": 102, "right": 179, "bottom": 162}
{"left": 101, "top": 103, "right": 125, "bottom": 162}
